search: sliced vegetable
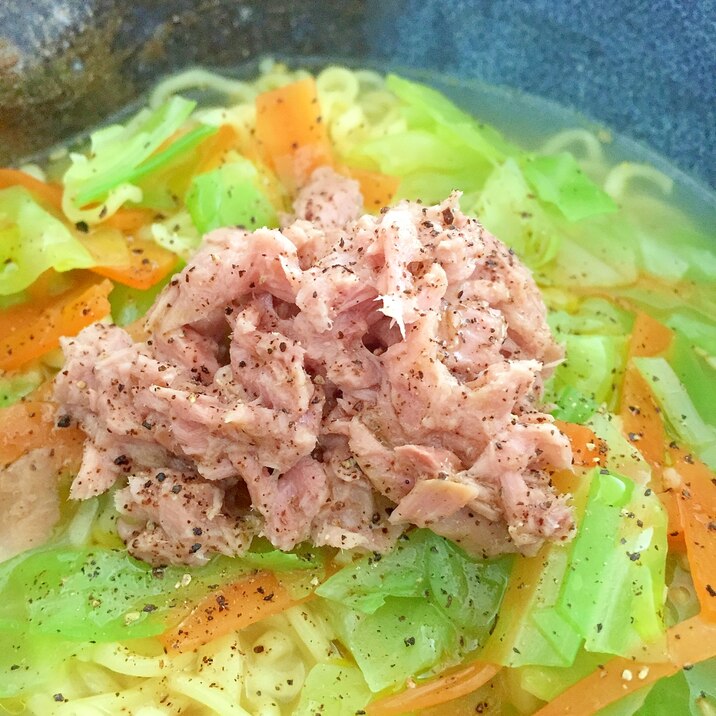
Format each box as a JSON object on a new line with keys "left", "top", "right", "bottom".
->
{"left": 103, "top": 207, "right": 155, "bottom": 233}
{"left": 0, "top": 276, "right": 112, "bottom": 371}
{"left": 532, "top": 614, "right": 716, "bottom": 716}
{"left": 109, "top": 273, "right": 174, "bottom": 326}
{"left": 386, "top": 74, "right": 512, "bottom": 165}
{"left": 255, "top": 78, "right": 334, "bottom": 190}
{"left": 0, "top": 186, "right": 95, "bottom": 295}
{"left": 521, "top": 152, "right": 617, "bottom": 222}
{"left": 161, "top": 571, "right": 303, "bottom": 653}
{"left": 634, "top": 357, "right": 716, "bottom": 469}
{"left": 0, "top": 399, "right": 82, "bottom": 466}
{"left": 348, "top": 166, "right": 401, "bottom": 211}
{"left": 317, "top": 530, "right": 511, "bottom": 692}
{"left": 366, "top": 661, "right": 500, "bottom": 716}
{"left": 481, "top": 468, "right": 667, "bottom": 666}
{"left": 0, "top": 366, "right": 44, "bottom": 408}
{"left": 555, "top": 470, "right": 667, "bottom": 655}
{"left": 296, "top": 663, "right": 372, "bottom": 716}
{"left": 62, "top": 97, "right": 199, "bottom": 223}
{"left": 186, "top": 158, "right": 279, "bottom": 235}
{"left": 0, "top": 169, "right": 63, "bottom": 211}
{"left": 668, "top": 330, "right": 716, "bottom": 426}
{"left": 669, "top": 448, "right": 716, "bottom": 621}
{"left": 92, "top": 237, "right": 178, "bottom": 290}
{"left": 554, "top": 420, "right": 606, "bottom": 467}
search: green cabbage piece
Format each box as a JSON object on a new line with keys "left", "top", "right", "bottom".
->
{"left": 294, "top": 663, "right": 372, "bottom": 716}
{"left": 485, "top": 468, "right": 666, "bottom": 668}
{"left": 316, "top": 530, "right": 512, "bottom": 692}
{"left": 0, "top": 545, "right": 318, "bottom": 645}
{"left": 0, "top": 186, "right": 94, "bottom": 295}
{"left": 109, "top": 267, "right": 178, "bottom": 326}
{"left": 62, "top": 97, "right": 211, "bottom": 221}
{"left": 668, "top": 331, "right": 716, "bottom": 426}
{"left": 634, "top": 356, "right": 716, "bottom": 468}
{"left": 349, "top": 75, "right": 517, "bottom": 206}
{"left": 555, "top": 471, "right": 666, "bottom": 653}
{"left": 629, "top": 658, "right": 716, "bottom": 716}
{"left": 0, "top": 366, "right": 44, "bottom": 407}
{"left": 186, "top": 159, "right": 279, "bottom": 235}
{"left": 521, "top": 152, "right": 617, "bottom": 222}
{"left": 474, "top": 158, "right": 562, "bottom": 270}
{"left": 545, "top": 298, "right": 632, "bottom": 419}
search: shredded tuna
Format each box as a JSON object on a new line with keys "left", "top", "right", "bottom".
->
{"left": 55, "top": 168, "right": 574, "bottom": 565}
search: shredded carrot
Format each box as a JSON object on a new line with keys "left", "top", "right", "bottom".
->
{"left": 554, "top": 420, "right": 607, "bottom": 467}
{"left": 367, "top": 661, "right": 500, "bottom": 716}
{"left": 194, "top": 124, "right": 241, "bottom": 173}
{"left": 0, "top": 398, "right": 84, "bottom": 467}
{"left": 160, "top": 572, "right": 303, "bottom": 653}
{"left": 347, "top": 167, "right": 401, "bottom": 211}
{"left": 619, "top": 312, "right": 674, "bottom": 483}
{"left": 532, "top": 614, "right": 716, "bottom": 716}
{"left": 669, "top": 447, "right": 716, "bottom": 621}
{"left": 626, "top": 311, "right": 674, "bottom": 361}
{"left": 91, "top": 237, "right": 176, "bottom": 290}
{"left": 255, "top": 78, "right": 334, "bottom": 190}
{"left": 0, "top": 277, "right": 112, "bottom": 371}
{"left": 103, "top": 207, "right": 155, "bottom": 233}
{"left": 0, "top": 168, "right": 63, "bottom": 210}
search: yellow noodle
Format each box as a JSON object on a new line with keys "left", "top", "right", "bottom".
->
{"left": 168, "top": 673, "right": 253, "bottom": 716}
{"left": 149, "top": 68, "right": 257, "bottom": 109}
{"left": 603, "top": 161, "right": 673, "bottom": 200}
{"left": 540, "top": 127, "right": 606, "bottom": 163}
{"left": 284, "top": 605, "right": 339, "bottom": 664}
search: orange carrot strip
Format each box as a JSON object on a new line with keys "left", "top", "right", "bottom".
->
{"left": 620, "top": 367, "right": 667, "bottom": 482}
{"left": 255, "top": 78, "right": 334, "bottom": 190}
{"left": 367, "top": 662, "right": 500, "bottom": 716}
{"left": 0, "top": 399, "right": 84, "bottom": 467}
{"left": 626, "top": 311, "right": 674, "bottom": 361}
{"left": 160, "top": 572, "right": 303, "bottom": 653}
{"left": 533, "top": 614, "right": 716, "bottom": 716}
{"left": 348, "top": 167, "right": 401, "bottom": 211}
{"left": 669, "top": 447, "right": 716, "bottom": 621}
{"left": 194, "top": 124, "right": 241, "bottom": 174}
{"left": 0, "top": 277, "right": 112, "bottom": 371}
{"left": 554, "top": 420, "right": 607, "bottom": 467}
{"left": 92, "top": 238, "right": 176, "bottom": 290}
{"left": 103, "top": 207, "right": 155, "bottom": 233}
{"left": 0, "top": 168, "right": 63, "bottom": 210}
{"left": 619, "top": 312, "right": 674, "bottom": 482}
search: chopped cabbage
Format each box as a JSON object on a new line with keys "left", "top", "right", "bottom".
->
{"left": 0, "top": 186, "right": 94, "bottom": 295}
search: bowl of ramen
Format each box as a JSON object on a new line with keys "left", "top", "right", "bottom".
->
{"left": 0, "top": 3, "right": 714, "bottom": 715}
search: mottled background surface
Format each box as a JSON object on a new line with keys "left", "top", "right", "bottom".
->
{"left": 0, "top": 0, "right": 713, "bottom": 186}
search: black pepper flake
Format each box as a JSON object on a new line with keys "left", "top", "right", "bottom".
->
{"left": 113, "top": 454, "right": 129, "bottom": 466}
{"left": 190, "top": 543, "right": 201, "bottom": 553}
{"left": 142, "top": 420, "right": 154, "bottom": 430}
{"left": 56, "top": 414, "right": 72, "bottom": 428}
{"left": 253, "top": 645, "right": 264, "bottom": 653}
{"left": 627, "top": 551, "right": 641, "bottom": 561}
{"left": 156, "top": 472, "right": 167, "bottom": 482}
{"left": 171, "top": 484, "right": 182, "bottom": 494}
{"left": 706, "top": 585, "right": 716, "bottom": 597}
{"left": 142, "top": 603, "right": 157, "bottom": 612}
{"left": 192, "top": 527, "right": 203, "bottom": 536}
{"left": 53, "top": 694, "right": 66, "bottom": 703}
{"left": 404, "top": 636, "right": 416, "bottom": 646}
